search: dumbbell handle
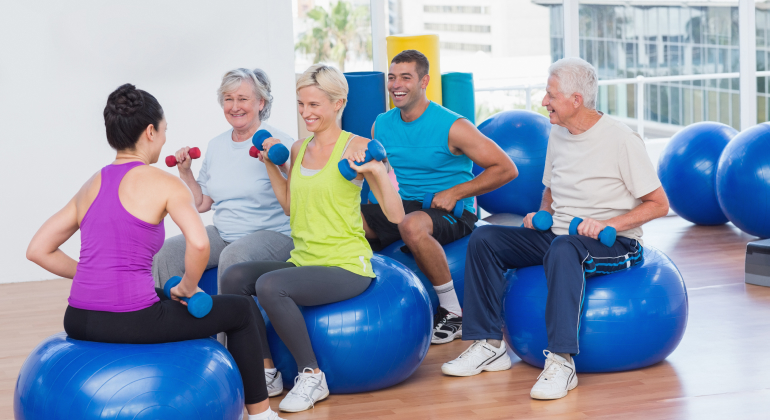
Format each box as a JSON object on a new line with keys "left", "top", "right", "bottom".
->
{"left": 165, "top": 147, "right": 201, "bottom": 167}
{"left": 423, "top": 193, "right": 464, "bottom": 218}
{"left": 569, "top": 217, "right": 617, "bottom": 247}
{"left": 521, "top": 210, "right": 553, "bottom": 231}
{"left": 252, "top": 129, "right": 289, "bottom": 165}
{"left": 164, "top": 276, "right": 213, "bottom": 318}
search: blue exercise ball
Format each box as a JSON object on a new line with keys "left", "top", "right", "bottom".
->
{"left": 14, "top": 333, "right": 244, "bottom": 420}
{"left": 658, "top": 122, "right": 736, "bottom": 225}
{"left": 716, "top": 123, "right": 770, "bottom": 238}
{"left": 377, "top": 228, "right": 478, "bottom": 312}
{"left": 503, "top": 246, "right": 688, "bottom": 373}
{"left": 473, "top": 110, "right": 551, "bottom": 215}
{"left": 255, "top": 254, "right": 432, "bottom": 393}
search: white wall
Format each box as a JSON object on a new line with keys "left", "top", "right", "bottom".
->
{"left": 0, "top": 1, "right": 297, "bottom": 283}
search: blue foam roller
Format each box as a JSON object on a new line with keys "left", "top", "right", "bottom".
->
{"left": 441, "top": 72, "right": 475, "bottom": 124}
{"left": 14, "top": 333, "right": 244, "bottom": 419}
{"left": 254, "top": 255, "right": 431, "bottom": 393}
{"left": 342, "top": 72, "right": 387, "bottom": 138}
{"left": 716, "top": 123, "right": 770, "bottom": 237}
{"left": 658, "top": 121, "right": 735, "bottom": 225}
{"left": 474, "top": 110, "right": 551, "bottom": 215}
{"left": 503, "top": 246, "right": 688, "bottom": 372}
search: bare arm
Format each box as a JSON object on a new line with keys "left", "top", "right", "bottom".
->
{"left": 164, "top": 178, "right": 211, "bottom": 299}
{"left": 578, "top": 186, "right": 669, "bottom": 239}
{"left": 26, "top": 197, "right": 80, "bottom": 279}
{"left": 522, "top": 187, "right": 554, "bottom": 229}
{"left": 345, "top": 142, "right": 404, "bottom": 224}
{"left": 261, "top": 139, "right": 300, "bottom": 216}
{"left": 173, "top": 147, "right": 213, "bottom": 212}
{"left": 432, "top": 119, "right": 518, "bottom": 212}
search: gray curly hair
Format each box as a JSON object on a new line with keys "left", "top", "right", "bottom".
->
{"left": 217, "top": 68, "right": 273, "bottom": 121}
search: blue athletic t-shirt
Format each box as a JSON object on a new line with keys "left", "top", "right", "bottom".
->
{"left": 374, "top": 101, "right": 474, "bottom": 211}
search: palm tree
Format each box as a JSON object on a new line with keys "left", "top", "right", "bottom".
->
{"left": 295, "top": 1, "right": 372, "bottom": 72}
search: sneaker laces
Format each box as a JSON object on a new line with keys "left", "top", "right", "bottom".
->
{"left": 289, "top": 368, "right": 321, "bottom": 406}
{"left": 537, "top": 350, "right": 567, "bottom": 381}
{"left": 433, "top": 307, "right": 449, "bottom": 328}
{"left": 455, "top": 340, "right": 492, "bottom": 363}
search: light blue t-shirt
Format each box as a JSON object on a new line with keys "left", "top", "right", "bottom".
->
{"left": 374, "top": 101, "right": 475, "bottom": 212}
{"left": 197, "top": 122, "right": 293, "bottom": 242}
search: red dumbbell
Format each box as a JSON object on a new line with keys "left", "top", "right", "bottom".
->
{"left": 249, "top": 146, "right": 260, "bottom": 158}
{"left": 165, "top": 147, "right": 201, "bottom": 167}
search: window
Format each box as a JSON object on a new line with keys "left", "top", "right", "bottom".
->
{"left": 424, "top": 23, "right": 491, "bottom": 33}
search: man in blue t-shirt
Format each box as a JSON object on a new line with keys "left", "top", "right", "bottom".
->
{"left": 362, "top": 50, "right": 517, "bottom": 344}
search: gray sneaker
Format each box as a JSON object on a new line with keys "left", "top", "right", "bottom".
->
{"left": 278, "top": 368, "right": 329, "bottom": 412}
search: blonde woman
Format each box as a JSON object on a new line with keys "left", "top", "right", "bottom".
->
{"left": 220, "top": 64, "right": 404, "bottom": 413}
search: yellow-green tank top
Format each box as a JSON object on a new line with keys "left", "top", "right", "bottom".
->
{"left": 287, "top": 131, "right": 375, "bottom": 278}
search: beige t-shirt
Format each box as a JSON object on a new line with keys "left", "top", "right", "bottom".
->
{"left": 542, "top": 114, "right": 661, "bottom": 244}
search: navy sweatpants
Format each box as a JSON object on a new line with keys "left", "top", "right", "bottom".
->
{"left": 463, "top": 225, "right": 643, "bottom": 355}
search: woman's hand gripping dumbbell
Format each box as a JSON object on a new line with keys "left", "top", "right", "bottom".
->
{"left": 164, "top": 276, "right": 213, "bottom": 318}
{"left": 165, "top": 147, "right": 201, "bottom": 167}
{"left": 338, "top": 139, "right": 387, "bottom": 180}
{"left": 250, "top": 129, "right": 289, "bottom": 165}
{"left": 569, "top": 217, "right": 617, "bottom": 247}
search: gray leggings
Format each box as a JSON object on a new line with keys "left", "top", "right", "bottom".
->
{"left": 220, "top": 262, "right": 372, "bottom": 370}
{"left": 152, "top": 225, "right": 294, "bottom": 292}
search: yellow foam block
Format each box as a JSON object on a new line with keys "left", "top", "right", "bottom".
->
{"left": 386, "top": 34, "right": 442, "bottom": 107}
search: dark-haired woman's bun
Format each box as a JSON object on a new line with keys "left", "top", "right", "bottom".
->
{"left": 107, "top": 83, "right": 145, "bottom": 117}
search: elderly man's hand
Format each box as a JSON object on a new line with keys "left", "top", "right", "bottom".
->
{"left": 577, "top": 217, "right": 610, "bottom": 240}
{"left": 522, "top": 212, "right": 537, "bottom": 229}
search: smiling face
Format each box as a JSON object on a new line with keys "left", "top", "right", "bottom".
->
{"left": 297, "top": 85, "right": 342, "bottom": 133}
{"left": 388, "top": 61, "right": 429, "bottom": 110}
{"left": 542, "top": 75, "right": 579, "bottom": 127}
{"left": 222, "top": 80, "right": 264, "bottom": 131}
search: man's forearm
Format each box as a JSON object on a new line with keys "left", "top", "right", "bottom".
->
{"left": 447, "top": 164, "right": 515, "bottom": 200}
{"left": 607, "top": 200, "right": 668, "bottom": 232}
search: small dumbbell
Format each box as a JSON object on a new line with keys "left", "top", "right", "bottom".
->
{"left": 569, "top": 217, "right": 617, "bottom": 247}
{"left": 338, "top": 140, "right": 387, "bottom": 181}
{"left": 423, "top": 193, "right": 464, "bottom": 218}
{"left": 521, "top": 210, "right": 553, "bottom": 231}
{"left": 251, "top": 130, "right": 289, "bottom": 165}
{"left": 163, "top": 276, "right": 213, "bottom": 318}
{"left": 165, "top": 147, "right": 201, "bottom": 167}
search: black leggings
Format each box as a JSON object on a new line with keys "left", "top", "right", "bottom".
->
{"left": 221, "top": 262, "right": 372, "bottom": 370}
{"left": 64, "top": 289, "right": 268, "bottom": 405}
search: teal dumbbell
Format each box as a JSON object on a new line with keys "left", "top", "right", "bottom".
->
{"left": 164, "top": 276, "right": 213, "bottom": 318}
{"left": 338, "top": 140, "right": 387, "bottom": 181}
{"left": 569, "top": 217, "right": 617, "bottom": 247}
{"left": 423, "top": 193, "right": 464, "bottom": 218}
{"left": 521, "top": 210, "right": 553, "bottom": 231}
{"left": 251, "top": 129, "right": 289, "bottom": 165}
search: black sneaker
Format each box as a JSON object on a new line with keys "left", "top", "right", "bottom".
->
{"left": 432, "top": 306, "right": 463, "bottom": 344}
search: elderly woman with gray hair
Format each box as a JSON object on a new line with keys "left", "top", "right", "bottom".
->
{"left": 153, "top": 68, "right": 295, "bottom": 291}
{"left": 441, "top": 57, "right": 669, "bottom": 400}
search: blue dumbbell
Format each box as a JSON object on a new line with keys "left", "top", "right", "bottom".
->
{"left": 423, "top": 193, "right": 464, "bottom": 218}
{"left": 521, "top": 210, "right": 553, "bottom": 231}
{"left": 164, "top": 276, "right": 213, "bottom": 318}
{"left": 568, "top": 217, "right": 617, "bottom": 247}
{"left": 338, "top": 140, "right": 387, "bottom": 181}
{"left": 251, "top": 130, "right": 290, "bottom": 165}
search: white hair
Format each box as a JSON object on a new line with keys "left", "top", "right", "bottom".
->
{"left": 548, "top": 57, "right": 598, "bottom": 109}
{"left": 217, "top": 68, "right": 273, "bottom": 121}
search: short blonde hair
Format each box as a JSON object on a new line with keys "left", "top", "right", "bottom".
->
{"left": 218, "top": 68, "right": 273, "bottom": 121}
{"left": 296, "top": 64, "right": 349, "bottom": 116}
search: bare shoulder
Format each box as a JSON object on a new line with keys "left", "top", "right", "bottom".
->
{"left": 126, "top": 164, "right": 190, "bottom": 195}
{"left": 351, "top": 134, "right": 372, "bottom": 149}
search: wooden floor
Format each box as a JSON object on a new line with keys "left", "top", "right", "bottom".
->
{"left": 3, "top": 216, "right": 770, "bottom": 419}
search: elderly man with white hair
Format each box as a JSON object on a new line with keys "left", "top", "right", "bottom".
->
{"left": 441, "top": 57, "right": 669, "bottom": 400}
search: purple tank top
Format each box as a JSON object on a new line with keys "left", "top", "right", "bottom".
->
{"left": 69, "top": 161, "right": 165, "bottom": 312}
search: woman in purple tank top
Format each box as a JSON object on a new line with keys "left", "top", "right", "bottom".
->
{"left": 26, "top": 84, "right": 284, "bottom": 420}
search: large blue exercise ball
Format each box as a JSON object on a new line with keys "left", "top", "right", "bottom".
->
{"left": 503, "top": 247, "right": 688, "bottom": 373}
{"left": 255, "top": 255, "right": 432, "bottom": 393}
{"left": 473, "top": 110, "right": 551, "bottom": 215}
{"left": 716, "top": 123, "right": 770, "bottom": 238}
{"left": 14, "top": 333, "right": 243, "bottom": 420}
{"left": 658, "top": 122, "right": 736, "bottom": 225}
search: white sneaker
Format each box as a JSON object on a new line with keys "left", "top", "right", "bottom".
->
{"left": 244, "top": 409, "right": 287, "bottom": 420}
{"left": 278, "top": 368, "right": 329, "bottom": 412}
{"left": 530, "top": 350, "right": 578, "bottom": 400}
{"left": 441, "top": 339, "right": 512, "bottom": 377}
{"left": 265, "top": 369, "right": 283, "bottom": 397}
